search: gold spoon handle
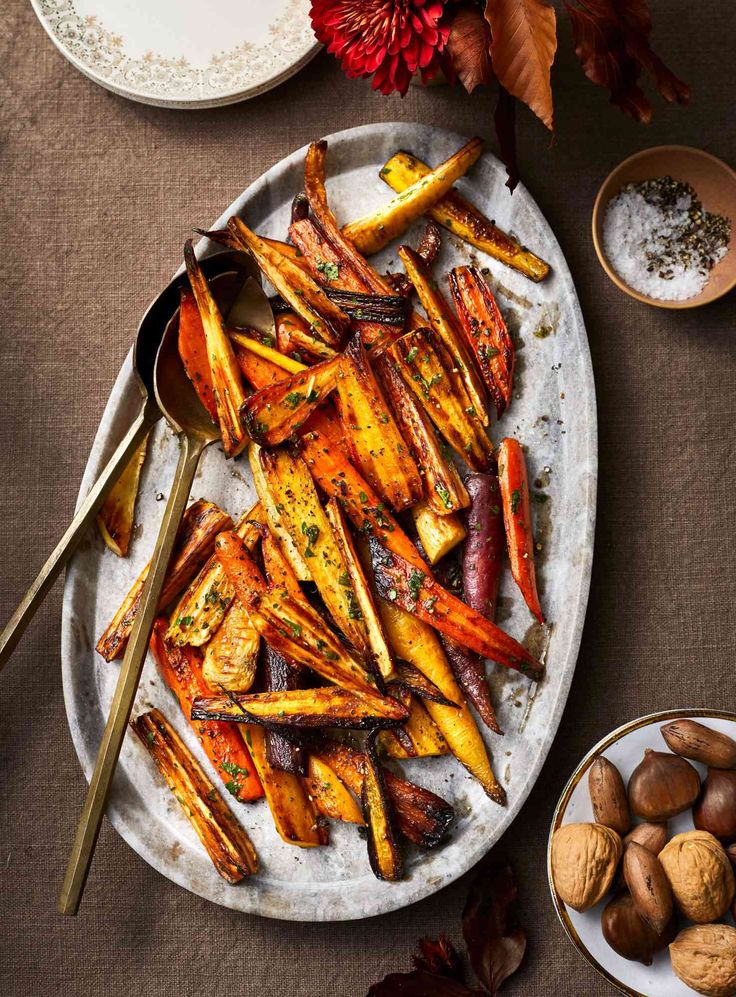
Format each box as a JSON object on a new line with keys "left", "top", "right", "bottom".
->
{"left": 58, "top": 431, "right": 207, "bottom": 916}
{"left": 0, "top": 399, "right": 160, "bottom": 673}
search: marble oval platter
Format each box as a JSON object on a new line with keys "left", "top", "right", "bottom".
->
{"left": 548, "top": 709, "right": 736, "bottom": 997}
{"left": 31, "top": 0, "right": 320, "bottom": 108}
{"left": 61, "top": 122, "right": 597, "bottom": 920}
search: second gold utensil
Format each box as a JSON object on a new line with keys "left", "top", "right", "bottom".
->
{"left": 58, "top": 249, "right": 261, "bottom": 915}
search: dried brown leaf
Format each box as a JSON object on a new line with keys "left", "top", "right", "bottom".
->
{"left": 485, "top": 0, "right": 557, "bottom": 130}
{"left": 368, "top": 971, "right": 479, "bottom": 997}
{"left": 462, "top": 863, "right": 527, "bottom": 995}
{"left": 413, "top": 935, "right": 465, "bottom": 981}
{"left": 564, "top": 0, "right": 688, "bottom": 123}
{"left": 447, "top": 7, "right": 494, "bottom": 94}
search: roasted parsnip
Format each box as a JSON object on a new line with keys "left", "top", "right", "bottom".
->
{"left": 498, "top": 437, "right": 544, "bottom": 623}
{"left": 361, "top": 735, "right": 403, "bottom": 881}
{"left": 132, "top": 709, "right": 258, "bottom": 882}
{"left": 167, "top": 505, "right": 262, "bottom": 648}
{"left": 409, "top": 503, "right": 467, "bottom": 565}
{"left": 202, "top": 599, "right": 259, "bottom": 693}
{"left": 192, "top": 686, "right": 408, "bottom": 730}
{"left": 449, "top": 266, "right": 515, "bottom": 419}
{"left": 379, "top": 150, "right": 550, "bottom": 281}
{"left": 149, "top": 619, "right": 262, "bottom": 801}
{"left": 184, "top": 241, "right": 248, "bottom": 456}
{"left": 255, "top": 445, "right": 370, "bottom": 652}
{"left": 389, "top": 328, "right": 493, "bottom": 472}
{"left": 380, "top": 696, "right": 449, "bottom": 759}
{"left": 96, "top": 432, "right": 148, "bottom": 557}
{"left": 324, "top": 498, "right": 395, "bottom": 680}
{"left": 336, "top": 335, "right": 423, "bottom": 511}
{"left": 97, "top": 500, "right": 232, "bottom": 661}
{"left": 242, "top": 724, "right": 327, "bottom": 848}
{"left": 306, "top": 755, "right": 364, "bottom": 825}
{"left": 227, "top": 216, "right": 349, "bottom": 346}
{"left": 343, "top": 138, "right": 483, "bottom": 256}
{"left": 398, "top": 245, "right": 487, "bottom": 426}
{"left": 248, "top": 446, "right": 312, "bottom": 582}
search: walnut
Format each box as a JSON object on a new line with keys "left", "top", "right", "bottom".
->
{"left": 659, "top": 830, "right": 735, "bottom": 922}
{"left": 551, "top": 822, "right": 622, "bottom": 912}
{"left": 670, "top": 924, "right": 736, "bottom": 997}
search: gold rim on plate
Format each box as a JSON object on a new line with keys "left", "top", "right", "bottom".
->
{"left": 547, "top": 707, "right": 736, "bottom": 997}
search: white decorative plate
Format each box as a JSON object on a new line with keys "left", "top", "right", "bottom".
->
{"left": 31, "top": 0, "right": 320, "bottom": 108}
{"left": 549, "top": 709, "right": 736, "bottom": 996}
{"left": 62, "top": 123, "right": 597, "bottom": 920}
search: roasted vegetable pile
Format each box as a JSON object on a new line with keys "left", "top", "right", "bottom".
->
{"left": 109, "top": 136, "right": 551, "bottom": 884}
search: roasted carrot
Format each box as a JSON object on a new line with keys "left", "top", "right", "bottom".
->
{"left": 449, "top": 265, "right": 515, "bottom": 419}
{"left": 314, "top": 740, "right": 455, "bottom": 849}
{"left": 177, "top": 285, "right": 218, "bottom": 422}
{"left": 131, "top": 709, "right": 258, "bottom": 882}
{"left": 361, "top": 734, "right": 403, "bottom": 881}
{"left": 149, "top": 618, "right": 262, "bottom": 801}
{"left": 96, "top": 432, "right": 149, "bottom": 558}
{"left": 184, "top": 241, "right": 248, "bottom": 456}
{"left": 275, "top": 311, "right": 337, "bottom": 362}
{"left": 305, "top": 755, "right": 364, "bottom": 825}
{"left": 214, "top": 532, "right": 377, "bottom": 694}
{"left": 368, "top": 535, "right": 543, "bottom": 680}
{"left": 498, "top": 437, "right": 544, "bottom": 623}
{"left": 263, "top": 644, "right": 307, "bottom": 776}
{"left": 398, "top": 245, "right": 488, "bottom": 426}
{"left": 97, "top": 500, "right": 233, "bottom": 661}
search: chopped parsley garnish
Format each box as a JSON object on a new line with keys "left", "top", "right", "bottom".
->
{"left": 222, "top": 761, "right": 251, "bottom": 778}
{"left": 405, "top": 346, "right": 419, "bottom": 364}
{"left": 301, "top": 521, "right": 320, "bottom": 545}
{"left": 408, "top": 569, "right": 425, "bottom": 602}
{"left": 316, "top": 259, "right": 340, "bottom": 281}
{"left": 435, "top": 483, "right": 452, "bottom": 510}
{"left": 285, "top": 391, "right": 304, "bottom": 409}
{"left": 511, "top": 488, "right": 522, "bottom": 514}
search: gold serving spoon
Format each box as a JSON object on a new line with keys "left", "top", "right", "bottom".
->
{"left": 0, "top": 250, "right": 255, "bottom": 673}
{"left": 58, "top": 248, "right": 264, "bottom": 915}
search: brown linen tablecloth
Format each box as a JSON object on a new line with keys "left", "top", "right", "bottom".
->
{"left": 1, "top": 1, "right": 735, "bottom": 994}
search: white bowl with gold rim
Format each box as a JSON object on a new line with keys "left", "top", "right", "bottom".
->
{"left": 548, "top": 709, "right": 736, "bottom": 997}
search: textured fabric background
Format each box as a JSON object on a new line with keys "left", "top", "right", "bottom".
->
{"left": 1, "top": 1, "right": 735, "bottom": 994}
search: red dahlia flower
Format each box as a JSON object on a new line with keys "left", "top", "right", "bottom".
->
{"left": 310, "top": 0, "right": 451, "bottom": 96}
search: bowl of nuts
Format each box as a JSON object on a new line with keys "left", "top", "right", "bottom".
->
{"left": 548, "top": 709, "right": 736, "bottom": 997}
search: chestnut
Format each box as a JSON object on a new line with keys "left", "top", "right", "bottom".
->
{"left": 601, "top": 891, "right": 676, "bottom": 965}
{"left": 693, "top": 769, "right": 736, "bottom": 841}
{"left": 628, "top": 749, "right": 700, "bottom": 820}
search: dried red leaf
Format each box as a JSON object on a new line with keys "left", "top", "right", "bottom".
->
{"left": 413, "top": 935, "right": 465, "bottom": 981}
{"left": 494, "top": 86, "right": 519, "bottom": 192}
{"left": 484, "top": 0, "right": 557, "bottom": 130}
{"left": 447, "top": 6, "right": 494, "bottom": 94}
{"left": 368, "top": 970, "right": 479, "bottom": 997}
{"left": 462, "top": 863, "right": 527, "bottom": 995}
{"left": 564, "top": 0, "right": 688, "bottom": 124}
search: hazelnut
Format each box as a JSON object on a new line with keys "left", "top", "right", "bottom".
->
{"left": 670, "top": 924, "right": 736, "bottom": 997}
{"left": 588, "top": 756, "right": 630, "bottom": 835}
{"left": 623, "top": 822, "right": 668, "bottom": 855}
{"left": 601, "top": 891, "right": 676, "bottom": 965}
{"left": 623, "top": 841, "right": 673, "bottom": 934}
{"left": 628, "top": 749, "right": 700, "bottom": 820}
{"left": 659, "top": 830, "right": 735, "bottom": 922}
{"left": 694, "top": 769, "right": 736, "bottom": 841}
{"left": 661, "top": 719, "right": 736, "bottom": 770}
{"left": 551, "top": 822, "right": 622, "bottom": 912}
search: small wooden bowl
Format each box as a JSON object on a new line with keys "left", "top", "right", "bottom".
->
{"left": 592, "top": 145, "right": 736, "bottom": 309}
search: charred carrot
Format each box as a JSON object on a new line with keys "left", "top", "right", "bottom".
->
{"left": 498, "top": 438, "right": 544, "bottom": 623}
{"left": 449, "top": 265, "right": 514, "bottom": 418}
{"left": 149, "top": 618, "right": 262, "bottom": 801}
{"left": 368, "top": 535, "right": 543, "bottom": 680}
{"left": 177, "top": 285, "right": 218, "bottom": 423}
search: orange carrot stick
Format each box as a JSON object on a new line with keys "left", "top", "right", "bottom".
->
{"left": 149, "top": 618, "right": 263, "bottom": 801}
{"left": 497, "top": 438, "right": 544, "bottom": 623}
{"left": 178, "top": 286, "right": 218, "bottom": 422}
